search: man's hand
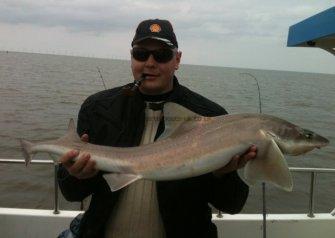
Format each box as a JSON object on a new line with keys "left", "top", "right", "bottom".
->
{"left": 212, "top": 145, "right": 257, "bottom": 178}
{"left": 59, "top": 134, "right": 98, "bottom": 179}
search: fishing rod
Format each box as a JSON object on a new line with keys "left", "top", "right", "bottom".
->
{"left": 240, "top": 72, "right": 262, "bottom": 113}
{"left": 240, "top": 72, "right": 266, "bottom": 238}
{"left": 96, "top": 66, "right": 107, "bottom": 90}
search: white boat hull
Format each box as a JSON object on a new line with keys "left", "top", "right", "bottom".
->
{"left": 1, "top": 207, "right": 334, "bottom": 238}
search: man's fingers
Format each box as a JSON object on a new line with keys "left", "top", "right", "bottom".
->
{"left": 58, "top": 149, "right": 98, "bottom": 179}
{"left": 242, "top": 145, "right": 257, "bottom": 156}
{"left": 249, "top": 145, "right": 257, "bottom": 152}
{"left": 237, "top": 147, "right": 257, "bottom": 168}
{"left": 231, "top": 155, "right": 240, "bottom": 167}
{"left": 213, "top": 146, "right": 258, "bottom": 177}
{"left": 59, "top": 150, "right": 79, "bottom": 167}
{"left": 68, "top": 153, "right": 90, "bottom": 175}
{"left": 242, "top": 151, "right": 257, "bottom": 161}
{"left": 80, "top": 159, "right": 98, "bottom": 178}
{"left": 81, "top": 134, "right": 89, "bottom": 143}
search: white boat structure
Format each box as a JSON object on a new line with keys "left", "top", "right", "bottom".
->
{"left": 0, "top": 159, "right": 334, "bottom": 238}
{"left": 1, "top": 6, "right": 335, "bottom": 238}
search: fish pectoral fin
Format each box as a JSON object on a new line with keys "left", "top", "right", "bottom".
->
{"left": 103, "top": 173, "right": 141, "bottom": 192}
{"left": 243, "top": 137, "right": 293, "bottom": 191}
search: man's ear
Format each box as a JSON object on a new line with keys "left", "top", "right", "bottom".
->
{"left": 175, "top": 51, "right": 182, "bottom": 70}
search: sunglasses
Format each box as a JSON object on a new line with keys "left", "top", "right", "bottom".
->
{"left": 131, "top": 48, "right": 175, "bottom": 63}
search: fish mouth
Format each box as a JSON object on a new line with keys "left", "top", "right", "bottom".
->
{"left": 318, "top": 140, "right": 330, "bottom": 149}
{"left": 312, "top": 141, "right": 328, "bottom": 150}
{"left": 313, "top": 141, "right": 329, "bottom": 150}
{"left": 313, "top": 135, "right": 329, "bottom": 149}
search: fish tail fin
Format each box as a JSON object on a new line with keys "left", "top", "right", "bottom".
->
{"left": 19, "top": 139, "right": 34, "bottom": 166}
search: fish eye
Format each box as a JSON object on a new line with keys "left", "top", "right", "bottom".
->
{"left": 305, "top": 132, "right": 313, "bottom": 139}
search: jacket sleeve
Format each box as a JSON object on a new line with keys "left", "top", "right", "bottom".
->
{"left": 207, "top": 171, "right": 249, "bottom": 214}
{"left": 57, "top": 167, "right": 108, "bottom": 202}
{"left": 57, "top": 97, "right": 109, "bottom": 202}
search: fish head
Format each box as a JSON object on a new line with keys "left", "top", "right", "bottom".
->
{"left": 266, "top": 123, "right": 329, "bottom": 155}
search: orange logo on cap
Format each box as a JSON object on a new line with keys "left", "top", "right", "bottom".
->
{"left": 150, "top": 24, "right": 161, "bottom": 33}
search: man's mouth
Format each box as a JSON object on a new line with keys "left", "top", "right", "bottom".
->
{"left": 143, "top": 73, "right": 159, "bottom": 79}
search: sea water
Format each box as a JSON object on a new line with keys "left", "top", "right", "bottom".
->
{"left": 0, "top": 51, "right": 334, "bottom": 213}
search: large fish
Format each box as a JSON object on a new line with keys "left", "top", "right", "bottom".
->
{"left": 20, "top": 103, "right": 329, "bottom": 192}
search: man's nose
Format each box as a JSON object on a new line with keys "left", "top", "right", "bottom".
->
{"left": 144, "top": 54, "right": 157, "bottom": 67}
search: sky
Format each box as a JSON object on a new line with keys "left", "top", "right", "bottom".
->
{"left": 0, "top": 1, "right": 334, "bottom": 74}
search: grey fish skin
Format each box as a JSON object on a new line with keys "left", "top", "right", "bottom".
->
{"left": 20, "top": 103, "right": 329, "bottom": 192}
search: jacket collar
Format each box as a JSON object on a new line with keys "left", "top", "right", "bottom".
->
{"left": 165, "top": 76, "right": 182, "bottom": 102}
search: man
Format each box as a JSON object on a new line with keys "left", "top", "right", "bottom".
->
{"left": 58, "top": 19, "right": 257, "bottom": 238}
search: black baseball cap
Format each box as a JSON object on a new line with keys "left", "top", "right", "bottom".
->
{"left": 131, "top": 19, "right": 178, "bottom": 48}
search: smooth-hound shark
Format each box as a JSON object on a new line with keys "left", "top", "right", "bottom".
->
{"left": 20, "top": 103, "right": 329, "bottom": 191}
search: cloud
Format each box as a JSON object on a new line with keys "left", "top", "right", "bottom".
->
{"left": 0, "top": 0, "right": 131, "bottom": 32}
{"left": 0, "top": 1, "right": 334, "bottom": 73}
{"left": 0, "top": 0, "right": 331, "bottom": 37}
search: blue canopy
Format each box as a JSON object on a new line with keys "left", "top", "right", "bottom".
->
{"left": 287, "top": 7, "right": 335, "bottom": 55}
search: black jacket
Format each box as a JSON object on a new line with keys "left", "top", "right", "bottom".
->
{"left": 58, "top": 77, "right": 249, "bottom": 238}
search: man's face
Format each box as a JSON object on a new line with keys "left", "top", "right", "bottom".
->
{"left": 131, "top": 39, "right": 182, "bottom": 95}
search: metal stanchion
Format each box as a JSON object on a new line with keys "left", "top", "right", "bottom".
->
{"left": 53, "top": 164, "right": 60, "bottom": 214}
{"left": 307, "top": 172, "right": 316, "bottom": 218}
{"left": 331, "top": 208, "right": 335, "bottom": 216}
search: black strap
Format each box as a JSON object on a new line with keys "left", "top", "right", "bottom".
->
{"left": 147, "top": 102, "right": 165, "bottom": 111}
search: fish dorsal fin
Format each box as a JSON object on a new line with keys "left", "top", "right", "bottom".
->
{"left": 103, "top": 173, "right": 141, "bottom": 192}
{"left": 57, "top": 119, "right": 81, "bottom": 143}
{"left": 242, "top": 130, "right": 293, "bottom": 191}
{"left": 158, "top": 102, "right": 207, "bottom": 140}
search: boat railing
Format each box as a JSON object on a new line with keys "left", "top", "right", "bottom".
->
{"left": 0, "top": 159, "right": 61, "bottom": 214}
{"left": 1, "top": 158, "right": 335, "bottom": 217}
{"left": 289, "top": 167, "right": 335, "bottom": 218}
